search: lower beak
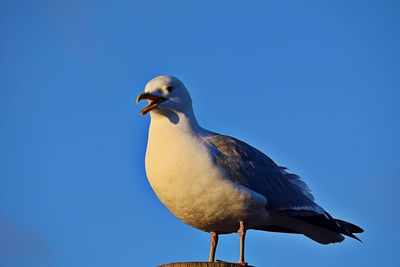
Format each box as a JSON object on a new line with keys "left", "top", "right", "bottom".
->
{"left": 136, "top": 92, "right": 167, "bottom": 115}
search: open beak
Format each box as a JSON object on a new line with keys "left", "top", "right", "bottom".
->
{"left": 136, "top": 92, "right": 167, "bottom": 115}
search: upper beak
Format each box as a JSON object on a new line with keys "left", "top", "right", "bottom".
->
{"left": 136, "top": 92, "right": 167, "bottom": 115}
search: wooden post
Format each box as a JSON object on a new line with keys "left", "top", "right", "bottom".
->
{"left": 159, "top": 262, "right": 254, "bottom": 267}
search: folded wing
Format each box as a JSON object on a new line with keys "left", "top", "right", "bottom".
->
{"left": 205, "top": 134, "right": 363, "bottom": 243}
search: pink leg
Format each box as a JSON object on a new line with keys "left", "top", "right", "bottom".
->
{"left": 209, "top": 232, "right": 219, "bottom": 262}
{"left": 238, "top": 221, "right": 247, "bottom": 265}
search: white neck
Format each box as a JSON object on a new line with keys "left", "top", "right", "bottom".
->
{"left": 149, "top": 107, "right": 206, "bottom": 136}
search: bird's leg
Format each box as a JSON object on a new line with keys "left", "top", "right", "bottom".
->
{"left": 238, "top": 221, "right": 247, "bottom": 265}
{"left": 208, "top": 231, "right": 219, "bottom": 262}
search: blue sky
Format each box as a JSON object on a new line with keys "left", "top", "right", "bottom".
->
{"left": 0, "top": 1, "right": 399, "bottom": 266}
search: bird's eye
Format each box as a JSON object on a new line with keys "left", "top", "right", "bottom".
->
{"left": 166, "top": 85, "right": 174, "bottom": 93}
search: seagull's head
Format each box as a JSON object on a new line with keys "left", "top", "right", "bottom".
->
{"left": 137, "top": 75, "right": 192, "bottom": 116}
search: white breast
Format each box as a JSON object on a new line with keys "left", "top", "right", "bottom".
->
{"left": 144, "top": 115, "right": 268, "bottom": 233}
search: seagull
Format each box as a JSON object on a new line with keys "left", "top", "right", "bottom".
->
{"left": 137, "top": 75, "right": 363, "bottom": 265}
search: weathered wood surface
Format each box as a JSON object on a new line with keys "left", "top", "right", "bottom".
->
{"left": 159, "top": 262, "right": 254, "bottom": 267}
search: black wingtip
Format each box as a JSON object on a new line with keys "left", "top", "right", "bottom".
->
{"left": 346, "top": 231, "right": 363, "bottom": 243}
{"left": 335, "top": 219, "right": 364, "bottom": 233}
{"left": 334, "top": 219, "right": 364, "bottom": 243}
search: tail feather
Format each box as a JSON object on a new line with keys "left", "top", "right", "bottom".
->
{"left": 258, "top": 211, "right": 346, "bottom": 244}
{"left": 265, "top": 210, "right": 364, "bottom": 243}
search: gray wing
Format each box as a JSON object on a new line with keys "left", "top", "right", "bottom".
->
{"left": 205, "top": 134, "right": 324, "bottom": 213}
